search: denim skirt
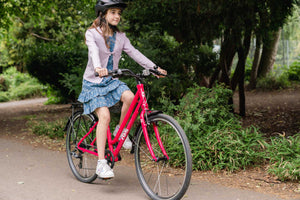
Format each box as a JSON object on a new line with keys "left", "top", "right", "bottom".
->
{"left": 78, "top": 77, "right": 130, "bottom": 114}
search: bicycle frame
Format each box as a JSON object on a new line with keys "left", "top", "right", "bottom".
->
{"left": 77, "top": 82, "right": 169, "bottom": 163}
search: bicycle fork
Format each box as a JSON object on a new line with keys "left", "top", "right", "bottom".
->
{"left": 140, "top": 110, "right": 170, "bottom": 162}
{"left": 137, "top": 83, "right": 169, "bottom": 162}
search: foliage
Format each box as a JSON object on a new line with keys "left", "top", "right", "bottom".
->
{"left": 256, "top": 73, "right": 291, "bottom": 90}
{"left": 0, "top": 67, "right": 44, "bottom": 102}
{"left": 0, "top": 0, "right": 95, "bottom": 101}
{"left": 0, "top": 0, "right": 94, "bottom": 70}
{"left": 2, "top": 0, "right": 297, "bottom": 106}
{"left": 125, "top": 0, "right": 222, "bottom": 79}
{"left": 59, "top": 63, "right": 85, "bottom": 99}
{"left": 27, "top": 118, "right": 67, "bottom": 139}
{"left": 159, "top": 83, "right": 299, "bottom": 181}
{"left": 125, "top": 0, "right": 298, "bottom": 64}
{"left": 43, "top": 87, "right": 66, "bottom": 105}
{"left": 286, "top": 59, "right": 300, "bottom": 81}
{"left": 160, "top": 84, "right": 266, "bottom": 171}
{"left": 282, "top": 4, "right": 300, "bottom": 41}
{"left": 25, "top": 42, "right": 87, "bottom": 101}
{"left": 247, "top": 56, "right": 299, "bottom": 90}
{"left": 124, "top": 0, "right": 298, "bottom": 117}
{"left": 0, "top": 92, "right": 9, "bottom": 102}
{"left": 266, "top": 134, "right": 300, "bottom": 181}
{"left": 118, "top": 30, "right": 217, "bottom": 106}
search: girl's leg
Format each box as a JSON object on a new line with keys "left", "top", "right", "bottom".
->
{"left": 113, "top": 90, "right": 134, "bottom": 150}
{"left": 95, "top": 107, "right": 110, "bottom": 160}
{"left": 119, "top": 90, "right": 134, "bottom": 125}
{"left": 95, "top": 107, "right": 114, "bottom": 178}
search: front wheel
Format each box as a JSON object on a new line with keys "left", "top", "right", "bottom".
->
{"left": 134, "top": 114, "right": 192, "bottom": 200}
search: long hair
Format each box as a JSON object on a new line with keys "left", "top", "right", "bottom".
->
{"left": 88, "top": 11, "right": 120, "bottom": 49}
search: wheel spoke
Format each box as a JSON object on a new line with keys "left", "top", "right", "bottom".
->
{"left": 66, "top": 113, "right": 98, "bottom": 183}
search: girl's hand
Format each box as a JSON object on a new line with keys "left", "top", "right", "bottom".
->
{"left": 156, "top": 67, "right": 167, "bottom": 78}
{"left": 95, "top": 68, "right": 108, "bottom": 77}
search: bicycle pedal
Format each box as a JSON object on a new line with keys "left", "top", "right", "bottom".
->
{"left": 117, "top": 153, "right": 122, "bottom": 161}
{"left": 130, "top": 148, "right": 134, "bottom": 154}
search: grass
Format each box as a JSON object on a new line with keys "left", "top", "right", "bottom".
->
{"left": 27, "top": 118, "right": 67, "bottom": 139}
{"left": 0, "top": 67, "right": 45, "bottom": 102}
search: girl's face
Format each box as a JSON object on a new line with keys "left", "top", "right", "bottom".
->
{"left": 105, "top": 8, "right": 122, "bottom": 26}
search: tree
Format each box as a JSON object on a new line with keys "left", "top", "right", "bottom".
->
{"left": 1, "top": 0, "right": 298, "bottom": 106}
{"left": 250, "top": 1, "right": 299, "bottom": 87}
{"left": 258, "top": 29, "right": 282, "bottom": 78}
{"left": 0, "top": 0, "right": 95, "bottom": 100}
{"left": 0, "top": 0, "right": 94, "bottom": 71}
{"left": 249, "top": 35, "right": 262, "bottom": 90}
{"left": 124, "top": 0, "right": 298, "bottom": 116}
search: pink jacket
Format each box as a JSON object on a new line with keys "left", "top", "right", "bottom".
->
{"left": 83, "top": 27, "right": 156, "bottom": 83}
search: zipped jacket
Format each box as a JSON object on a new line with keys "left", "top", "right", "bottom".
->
{"left": 83, "top": 27, "right": 156, "bottom": 83}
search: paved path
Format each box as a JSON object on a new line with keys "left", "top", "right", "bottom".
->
{"left": 0, "top": 138, "right": 285, "bottom": 200}
{"left": 0, "top": 98, "right": 48, "bottom": 109}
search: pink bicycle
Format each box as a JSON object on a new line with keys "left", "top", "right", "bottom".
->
{"left": 65, "top": 69, "right": 192, "bottom": 200}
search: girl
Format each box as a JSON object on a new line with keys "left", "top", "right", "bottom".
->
{"left": 78, "top": 0, "right": 167, "bottom": 179}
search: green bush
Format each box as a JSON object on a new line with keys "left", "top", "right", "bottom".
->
{"left": 160, "top": 84, "right": 266, "bottom": 171}
{"left": 10, "top": 80, "right": 44, "bottom": 99}
{"left": 60, "top": 66, "right": 84, "bottom": 99}
{"left": 286, "top": 60, "right": 300, "bottom": 81}
{"left": 266, "top": 133, "right": 300, "bottom": 182}
{"left": 256, "top": 59, "right": 300, "bottom": 90}
{"left": 256, "top": 73, "right": 290, "bottom": 90}
{"left": 0, "top": 92, "right": 9, "bottom": 102}
{"left": 26, "top": 41, "right": 87, "bottom": 102}
{"left": 0, "top": 67, "right": 44, "bottom": 102}
{"left": 28, "top": 118, "right": 67, "bottom": 139}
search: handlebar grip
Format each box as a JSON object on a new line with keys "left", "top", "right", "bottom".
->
{"left": 149, "top": 69, "right": 167, "bottom": 77}
{"left": 94, "top": 69, "right": 122, "bottom": 77}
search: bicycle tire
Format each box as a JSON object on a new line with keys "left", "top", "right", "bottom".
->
{"left": 66, "top": 111, "right": 98, "bottom": 183}
{"left": 134, "top": 113, "right": 192, "bottom": 200}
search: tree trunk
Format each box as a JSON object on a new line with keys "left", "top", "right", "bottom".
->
{"left": 258, "top": 28, "right": 281, "bottom": 78}
{"left": 231, "top": 29, "right": 251, "bottom": 116}
{"left": 239, "top": 76, "right": 246, "bottom": 116}
{"left": 216, "top": 31, "right": 237, "bottom": 113}
{"left": 249, "top": 35, "right": 262, "bottom": 90}
{"left": 217, "top": 29, "right": 236, "bottom": 87}
{"left": 209, "top": 66, "right": 220, "bottom": 88}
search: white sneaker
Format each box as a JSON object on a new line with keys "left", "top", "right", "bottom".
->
{"left": 113, "top": 125, "right": 132, "bottom": 150}
{"left": 96, "top": 160, "right": 114, "bottom": 179}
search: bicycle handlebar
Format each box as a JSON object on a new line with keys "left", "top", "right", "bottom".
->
{"left": 94, "top": 68, "right": 167, "bottom": 80}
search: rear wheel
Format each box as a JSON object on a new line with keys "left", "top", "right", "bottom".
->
{"left": 134, "top": 114, "right": 192, "bottom": 200}
{"left": 66, "top": 112, "right": 98, "bottom": 183}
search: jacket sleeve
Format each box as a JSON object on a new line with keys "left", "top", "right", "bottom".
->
{"left": 122, "top": 33, "right": 155, "bottom": 69}
{"left": 85, "top": 30, "right": 102, "bottom": 69}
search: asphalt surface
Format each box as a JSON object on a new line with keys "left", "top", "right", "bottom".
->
{"left": 0, "top": 98, "right": 290, "bottom": 200}
{"left": 0, "top": 138, "right": 285, "bottom": 200}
